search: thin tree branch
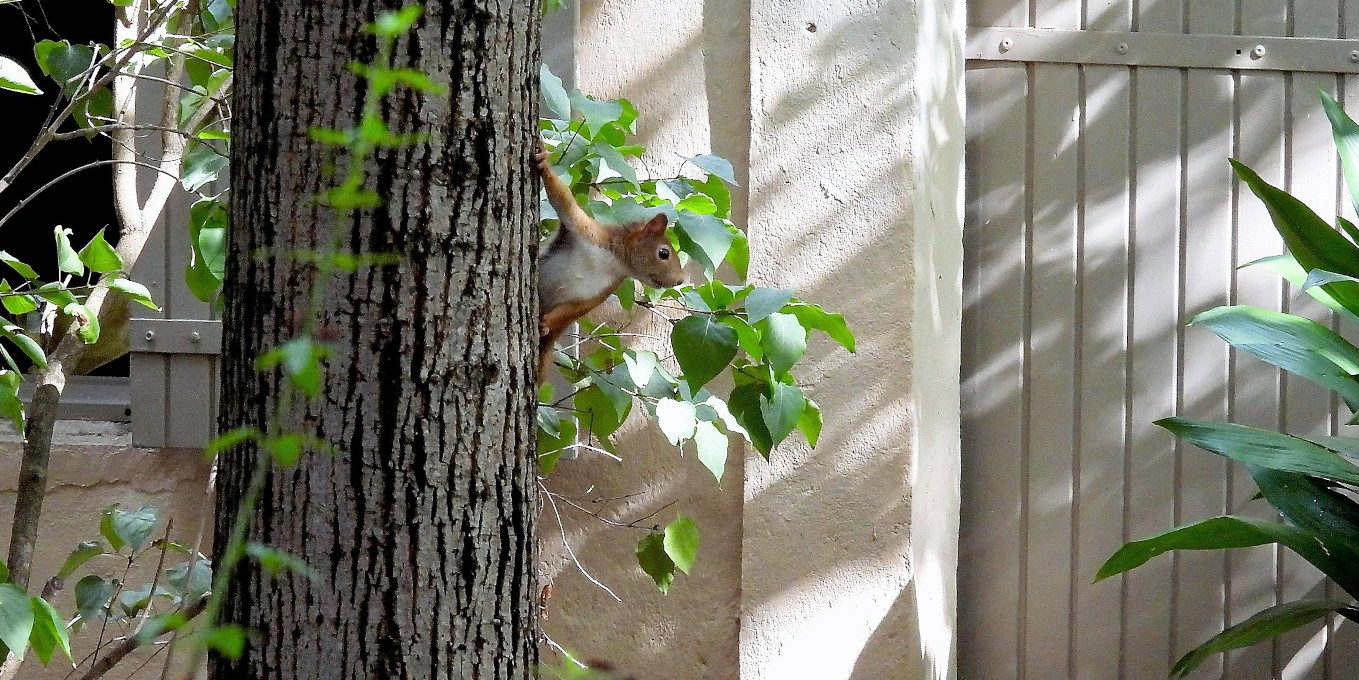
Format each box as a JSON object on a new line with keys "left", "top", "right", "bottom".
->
{"left": 72, "top": 597, "right": 208, "bottom": 680}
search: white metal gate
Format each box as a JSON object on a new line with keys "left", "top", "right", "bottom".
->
{"left": 962, "top": 2, "right": 1359, "bottom": 678}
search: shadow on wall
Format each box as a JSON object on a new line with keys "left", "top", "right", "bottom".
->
{"left": 961, "top": 0, "right": 1353, "bottom": 678}
{"left": 542, "top": 1, "right": 961, "bottom": 680}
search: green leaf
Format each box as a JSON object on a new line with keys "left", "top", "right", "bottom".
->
{"left": 0, "top": 371, "right": 21, "bottom": 433}
{"left": 0, "top": 584, "right": 33, "bottom": 660}
{"left": 798, "top": 397, "right": 823, "bottom": 448}
{"left": 760, "top": 382, "right": 806, "bottom": 450}
{"left": 106, "top": 277, "right": 159, "bottom": 310}
{"left": 671, "top": 315, "right": 738, "bottom": 391}
{"left": 103, "top": 505, "right": 160, "bottom": 552}
{"left": 74, "top": 575, "right": 113, "bottom": 623}
{"left": 1096, "top": 515, "right": 1323, "bottom": 581}
{"left": 1251, "top": 466, "right": 1359, "bottom": 596}
{"left": 692, "top": 420, "right": 728, "bottom": 482}
{"left": 759, "top": 313, "right": 808, "bottom": 376}
{"left": 77, "top": 228, "right": 123, "bottom": 273}
{"left": 187, "top": 198, "right": 227, "bottom": 302}
{"left": 540, "top": 64, "right": 571, "bottom": 119}
{"left": 1170, "top": 600, "right": 1347, "bottom": 678}
{"left": 0, "top": 252, "right": 37, "bottom": 280}
{"left": 687, "top": 154, "right": 739, "bottom": 186}
{"left": 204, "top": 624, "right": 248, "bottom": 660}
{"left": 0, "top": 325, "right": 46, "bottom": 370}
{"left": 181, "top": 143, "right": 228, "bottom": 192}
{"left": 0, "top": 280, "right": 36, "bottom": 317}
{"left": 370, "top": 4, "right": 423, "bottom": 35}
{"left": 1322, "top": 91, "right": 1359, "bottom": 219}
{"left": 1232, "top": 158, "right": 1359, "bottom": 315}
{"left": 57, "top": 541, "right": 106, "bottom": 580}
{"left": 1250, "top": 254, "right": 1359, "bottom": 326}
{"left": 246, "top": 543, "right": 318, "bottom": 581}
{"left": 789, "top": 303, "right": 855, "bottom": 353}
{"left": 575, "top": 385, "right": 625, "bottom": 439}
{"left": 744, "top": 288, "right": 793, "bottom": 325}
{"left": 1301, "top": 268, "right": 1359, "bottom": 291}
{"left": 655, "top": 398, "right": 697, "bottom": 445}
{"left": 0, "top": 56, "right": 40, "bottom": 94}
{"left": 265, "top": 434, "right": 304, "bottom": 466}
{"left": 29, "top": 597, "right": 71, "bottom": 665}
{"left": 635, "top": 533, "right": 675, "bottom": 594}
{"left": 165, "top": 560, "right": 212, "bottom": 602}
{"left": 33, "top": 283, "right": 75, "bottom": 309}
{"left": 1157, "top": 417, "right": 1359, "bottom": 485}
{"left": 259, "top": 337, "right": 327, "bottom": 398}
{"left": 63, "top": 302, "right": 99, "bottom": 344}
{"left": 33, "top": 40, "right": 93, "bottom": 97}
{"left": 53, "top": 227, "right": 83, "bottom": 276}
{"left": 568, "top": 90, "right": 623, "bottom": 136}
{"left": 593, "top": 141, "right": 637, "bottom": 185}
{"left": 663, "top": 516, "right": 699, "bottom": 575}
{"left": 205, "top": 426, "right": 259, "bottom": 457}
{"left": 675, "top": 213, "right": 733, "bottom": 277}
{"left": 729, "top": 382, "right": 773, "bottom": 456}
{"left": 1189, "top": 305, "right": 1359, "bottom": 410}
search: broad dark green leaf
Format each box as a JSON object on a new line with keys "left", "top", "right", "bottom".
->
{"left": 575, "top": 385, "right": 624, "bottom": 439}
{"left": 672, "top": 315, "right": 738, "bottom": 390}
{"left": 1251, "top": 466, "right": 1359, "bottom": 597}
{"left": 165, "top": 560, "right": 213, "bottom": 602}
{"left": 1171, "top": 600, "right": 1347, "bottom": 678}
{"left": 28, "top": 596, "right": 70, "bottom": 665}
{"left": 1096, "top": 515, "right": 1321, "bottom": 581}
{"left": 635, "top": 533, "right": 675, "bottom": 594}
{"left": 0, "top": 280, "right": 35, "bottom": 317}
{"left": 77, "top": 228, "right": 122, "bottom": 273}
{"left": 1232, "top": 158, "right": 1359, "bottom": 315}
{"left": 0, "top": 56, "right": 40, "bottom": 94}
{"left": 187, "top": 198, "right": 227, "bottom": 301}
{"left": 103, "top": 505, "right": 160, "bottom": 552}
{"left": 1189, "top": 305, "right": 1359, "bottom": 409}
{"left": 0, "top": 583, "right": 33, "bottom": 660}
{"left": 1322, "top": 91, "right": 1359, "bottom": 218}
{"left": 32, "top": 40, "right": 91, "bottom": 96}
{"left": 568, "top": 90, "right": 623, "bottom": 137}
{"left": 1341, "top": 216, "right": 1359, "bottom": 246}
{"left": 57, "top": 540, "right": 106, "bottom": 580}
{"left": 204, "top": 625, "right": 248, "bottom": 661}
{"left": 760, "top": 382, "right": 806, "bottom": 450}
{"left": 74, "top": 575, "right": 113, "bottom": 623}
{"left": 760, "top": 312, "right": 807, "bottom": 376}
{"left": 729, "top": 382, "right": 773, "bottom": 456}
{"left": 1158, "top": 417, "right": 1359, "bottom": 485}
{"left": 181, "top": 143, "right": 228, "bottom": 192}
{"left": 540, "top": 64, "right": 570, "bottom": 119}
{"left": 663, "top": 516, "right": 699, "bottom": 574}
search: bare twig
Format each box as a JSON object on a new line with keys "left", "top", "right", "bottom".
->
{"left": 73, "top": 597, "right": 208, "bottom": 680}
{"left": 540, "top": 483, "right": 621, "bottom": 602}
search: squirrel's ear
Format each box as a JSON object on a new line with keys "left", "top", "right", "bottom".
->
{"left": 640, "top": 213, "right": 668, "bottom": 236}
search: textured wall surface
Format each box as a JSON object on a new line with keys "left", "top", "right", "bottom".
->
{"left": 543, "top": 1, "right": 964, "bottom": 679}
{"left": 0, "top": 423, "right": 213, "bottom": 680}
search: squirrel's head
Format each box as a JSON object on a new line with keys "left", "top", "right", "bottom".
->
{"left": 623, "top": 213, "right": 687, "bottom": 289}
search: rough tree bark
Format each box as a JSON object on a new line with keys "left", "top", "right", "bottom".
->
{"left": 215, "top": 2, "right": 540, "bottom": 679}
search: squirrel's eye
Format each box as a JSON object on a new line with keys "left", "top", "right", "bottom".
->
{"left": 657, "top": 248, "right": 670, "bottom": 260}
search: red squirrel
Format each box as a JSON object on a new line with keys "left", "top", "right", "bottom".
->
{"left": 534, "top": 140, "right": 685, "bottom": 385}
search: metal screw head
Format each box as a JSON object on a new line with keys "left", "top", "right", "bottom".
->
{"left": 1115, "top": 42, "right": 1129, "bottom": 55}
{"left": 144, "top": 331, "right": 155, "bottom": 342}
{"left": 1251, "top": 44, "right": 1267, "bottom": 58}
{"left": 1350, "top": 50, "right": 1359, "bottom": 63}
{"left": 999, "top": 37, "right": 1013, "bottom": 52}
{"left": 191, "top": 331, "right": 201, "bottom": 342}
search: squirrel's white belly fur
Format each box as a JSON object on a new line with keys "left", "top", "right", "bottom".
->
{"left": 539, "top": 235, "right": 626, "bottom": 309}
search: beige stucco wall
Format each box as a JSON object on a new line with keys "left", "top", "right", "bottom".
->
{"left": 543, "top": 1, "right": 964, "bottom": 679}
{"left": 0, "top": 423, "right": 212, "bottom": 680}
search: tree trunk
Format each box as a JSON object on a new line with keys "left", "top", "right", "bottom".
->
{"left": 215, "top": 2, "right": 540, "bottom": 679}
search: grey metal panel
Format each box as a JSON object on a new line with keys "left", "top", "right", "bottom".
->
{"left": 128, "top": 319, "right": 222, "bottom": 355}
{"left": 965, "top": 0, "right": 1359, "bottom": 676}
{"left": 129, "top": 153, "right": 170, "bottom": 447}
{"left": 21, "top": 376, "right": 131, "bottom": 422}
{"left": 967, "top": 28, "right": 1359, "bottom": 74}
{"left": 960, "top": 62, "right": 1028, "bottom": 680}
